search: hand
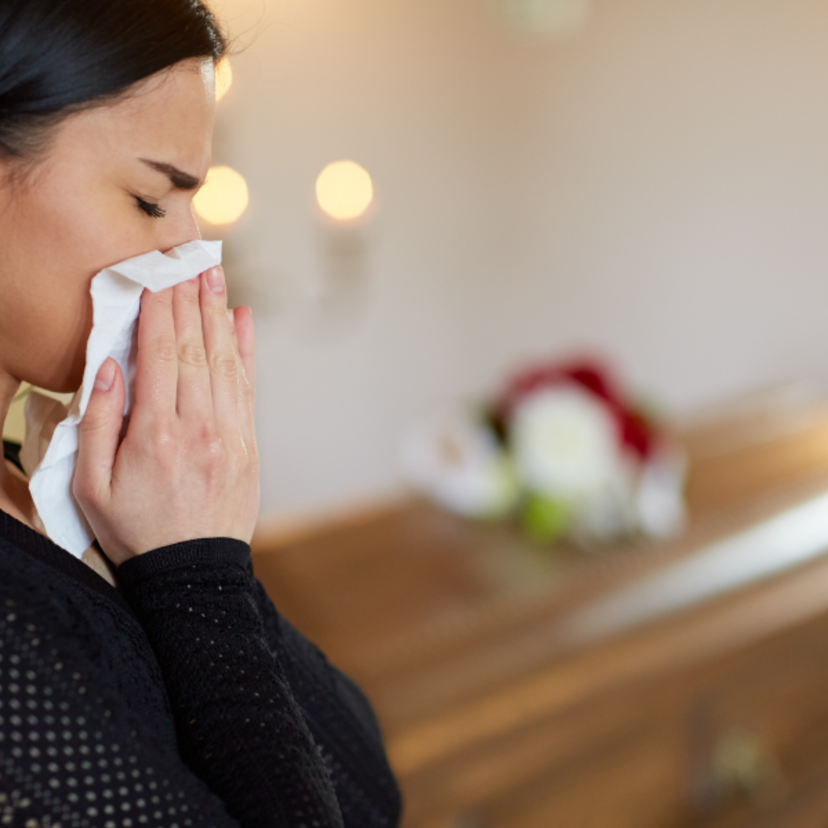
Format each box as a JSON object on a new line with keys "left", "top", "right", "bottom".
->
{"left": 73, "top": 266, "right": 259, "bottom": 566}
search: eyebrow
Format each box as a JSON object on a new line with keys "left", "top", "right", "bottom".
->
{"left": 139, "top": 159, "right": 203, "bottom": 191}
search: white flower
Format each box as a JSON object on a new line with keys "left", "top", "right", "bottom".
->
{"left": 635, "top": 442, "right": 687, "bottom": 538}
{"left": 511, "top": 385, "right": 627, "bottom": 499}
{"left": 568, "top": 474, "right": 638, "bottom": 543}
{"left": 401, "top": 415, "right": 518, "bottom": 518}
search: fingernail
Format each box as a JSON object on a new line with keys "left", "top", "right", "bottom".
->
{"left": 206, "top": 266, "right": 225, "bottom": 294}
{"left": 226, "top": 309, "right": 236, "bottom": 333}
{"left": 95, "top": 359, "right": 115, "bottom": 392}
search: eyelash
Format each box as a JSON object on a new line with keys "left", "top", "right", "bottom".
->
{"left": 135, "top": 196, "right": 167, "bottom": 219}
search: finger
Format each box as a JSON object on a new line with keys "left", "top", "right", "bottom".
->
{"left": 199, "top": 266, "right": 240, "bottom": 429}
{"left": 233, "top": 306, "right": 255, "bottom": 397}
{"left": 226, "top": 308, "right": 242, "bottom": 383}
{"left": 74, "top": 358, "right": 125, "bottom": 508}
{"left": 232, "top": 305, "right": 256, "bottom": 453}
{"left": 133, "top": 287, "right": 177, "bottom": 427}
{"left": 173, "top": 276, "right": 212, "bottom": 419}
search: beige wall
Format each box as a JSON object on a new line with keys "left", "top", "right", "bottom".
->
{"left": 213, "top": 0, "right": 534, "bottom": 523}
{"left": 214, "top": 0, "right": 828, "bottom": 525}
{"left": 76, "top": 0, "right": 828, "bottom": 524}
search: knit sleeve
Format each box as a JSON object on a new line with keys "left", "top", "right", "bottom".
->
{"left": 117, "top": 538, "right": 344, "bottom": 828}
{"left": 250, "top": 577, "right": 403, "bottom": 827}
{"left": 0, "top": 579, "right": 243, "bottom": 827}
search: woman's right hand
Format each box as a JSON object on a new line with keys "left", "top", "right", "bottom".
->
{"left": 73, "top": 265, "right": 259, "bottom": 566}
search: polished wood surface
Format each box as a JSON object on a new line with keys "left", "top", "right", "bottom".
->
{"left": 253, "top": 390, "right": 828, "bottom": 827}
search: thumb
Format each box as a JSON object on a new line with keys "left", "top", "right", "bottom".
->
{"left": 74, "top": 358, "right": 125, "bottom": 506}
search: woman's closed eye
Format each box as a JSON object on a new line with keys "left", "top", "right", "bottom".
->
{"left": 135, "top": 196, "right": 166, "bottom": 219}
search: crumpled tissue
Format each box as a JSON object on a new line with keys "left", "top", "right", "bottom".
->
{"left": 19, "top": 239, "right": 222, "bottom": 558}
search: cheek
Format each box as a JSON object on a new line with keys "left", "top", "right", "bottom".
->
{"left": 3, "top": 261, "right": 95, "bottom": 393}
{"left": 32, "top": 178, "right": 139, "bottom": 272}
{"left": 1, "top": 194, "right": 113, "bottom": 391}
{"left": 1, "top": 169, "right": 163, "bottom": 391}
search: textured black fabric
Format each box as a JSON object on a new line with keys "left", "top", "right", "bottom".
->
{"left": 0, "top": 507, "right": 402, "bottom": 827}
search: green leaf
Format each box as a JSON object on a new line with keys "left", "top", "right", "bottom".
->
{"left": 521, "top": 493, "right": 570, "bottom": 543}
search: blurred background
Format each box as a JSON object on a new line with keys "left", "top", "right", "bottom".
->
{"left": 201, "top": 3, "right": 828, "bottom": 825}
{"left": 206, "top": 0, "right": 828, "bottom": 534}
{"left": 16, "top": 0, "right": 828, "bottom": 825}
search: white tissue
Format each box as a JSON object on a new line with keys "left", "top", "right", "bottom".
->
{"left": 20, "top": 239, "right": 222, "bottom": 558}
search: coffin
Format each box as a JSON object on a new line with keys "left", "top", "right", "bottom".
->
{"left": 253, "top": 386, "right": 828, "bottom": 827}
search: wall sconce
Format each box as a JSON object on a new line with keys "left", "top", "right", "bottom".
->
{"left": 314, "top": 160, "right": 376, "bottom": 287}
{"left": 304, "top": 159, "right": 377, "bottom": 340}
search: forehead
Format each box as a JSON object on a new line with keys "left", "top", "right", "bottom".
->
{"left": 46, "top": 59, "right": 215, "bottom": 180}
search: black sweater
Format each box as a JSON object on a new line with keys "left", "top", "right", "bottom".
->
{"left": 0, "top": 471, "right": 401, "bottom": 826}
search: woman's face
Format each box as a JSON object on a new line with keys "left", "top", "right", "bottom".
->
{"left": 0, "top": 59, "right": 216, "bottom": 393}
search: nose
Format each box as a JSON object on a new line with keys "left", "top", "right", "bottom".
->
{"left": 158, "top": 205, "right": 202, "bottom": 253}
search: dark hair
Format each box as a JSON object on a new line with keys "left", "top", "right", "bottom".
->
{"left": 0, "top": 0, "right": 226, "bottom": 160}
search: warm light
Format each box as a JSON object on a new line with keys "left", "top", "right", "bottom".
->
{"left": 215, "top": 58, "right": 233, "bottom": 102}
{"left": 193, "top": 166, "right": 249, "bottom": 225}
{"left": 316, "top": 160, "right": 374, "bottom": 221}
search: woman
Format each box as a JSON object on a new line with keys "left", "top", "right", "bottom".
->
{"left": 0, "top": 1, "right": 401, "bottom": 825}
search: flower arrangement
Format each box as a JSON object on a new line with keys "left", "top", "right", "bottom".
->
{"left": 402, "top": 357, "right": 686, "bottom": 547}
